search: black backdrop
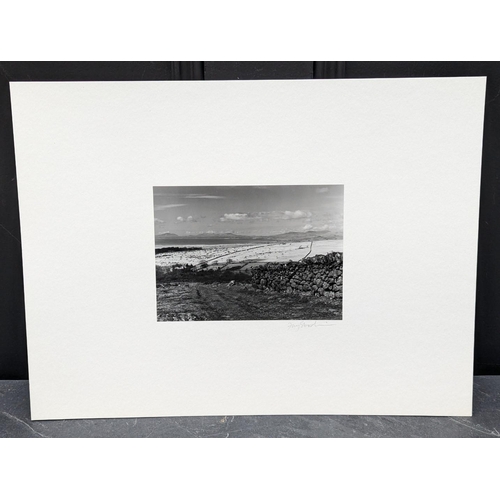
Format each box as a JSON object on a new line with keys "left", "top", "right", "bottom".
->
{"left": 1, "top": 61, "right": 498, "bottom": 379}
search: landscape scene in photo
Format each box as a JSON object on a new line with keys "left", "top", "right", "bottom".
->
{"left": 154, "top": 185, "right": 343, "bottom": 321}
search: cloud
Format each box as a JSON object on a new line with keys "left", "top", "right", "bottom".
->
{"left": 184, "top": 194, "right": 225, "bottom": 199}
{"left": 176, "top": 215, "right": 197, "bottom": 223}
{"left": 154, "top": 218, "right": 164, "bottom": 223}
{"left": 316, "top": 187, "right": 329, "bottom": 194}
{"left": 220, "top": 213, "right": 248, "bottom": 221}
{"left": 283, "top": 210, "right": 311, "bottom": 220}
{"left": 242, "top": 210, "right": 311, "bottom": 220}
{"left": 218, "top": 210, "right": 312, "bottom": 223}
{"left": 155, "top": 204, "right": 186, "bottom": 210}
{"left": 303, "top": 223, "right": 335, "bottom": 232}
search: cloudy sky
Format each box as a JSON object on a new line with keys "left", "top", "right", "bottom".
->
{"left": 153, "top": 185, "right": 343, "bottom": 237}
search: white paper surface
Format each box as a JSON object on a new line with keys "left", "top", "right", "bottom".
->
{"left": 10, "top": 77, "right": 485, "bottom": 419}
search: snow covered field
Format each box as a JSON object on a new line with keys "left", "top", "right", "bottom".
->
{"left": 155, "top": 239, "right": 343, "bottom": 269}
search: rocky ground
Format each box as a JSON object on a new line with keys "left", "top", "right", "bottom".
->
{"left": 156, "top": 281, "right": 342, "bottom": 321}
{"left": 155, "top": 249, "right": 343, "bottom": 322}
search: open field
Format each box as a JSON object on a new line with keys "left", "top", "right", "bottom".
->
{"left": 155, "top": 239, "right": 343, "bottom": 270}
{"left": 155, "top": 240, "right": 343, "bottom": 322}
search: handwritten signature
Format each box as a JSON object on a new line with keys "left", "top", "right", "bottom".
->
{"left": 287, "top": 321, "right": 333, "bottom": 329}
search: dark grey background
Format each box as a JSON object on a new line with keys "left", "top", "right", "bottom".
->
{"left": 1, "top": 62, "right": 498, "bottom": 379}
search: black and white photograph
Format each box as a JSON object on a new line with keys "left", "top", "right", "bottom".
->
{"left": 154, "top": 185, "right": 344, "bottom": 321}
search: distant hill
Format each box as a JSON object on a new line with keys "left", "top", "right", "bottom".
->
{"left": 267, "top": 230, "right": 340, "bottom": 242}
{"left": 155, "top": 230, "right": 341, "bottom": 243}
{"left": 156, "top": 232, "right": 240, "bottom": 240}
{"left": 156, "top": 232, "right": 179, "bottom": 238}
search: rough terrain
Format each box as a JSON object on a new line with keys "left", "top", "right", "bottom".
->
{"left": 156, "top": 281, "right": 342, "bottom": 321}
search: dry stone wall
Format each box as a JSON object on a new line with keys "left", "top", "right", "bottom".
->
{"left": 251, "top": 252, "right": 343, "bottom": 298}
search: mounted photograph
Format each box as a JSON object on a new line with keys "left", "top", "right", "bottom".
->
{"left": 154, "top": 185, "right": 343, "bottom": 321}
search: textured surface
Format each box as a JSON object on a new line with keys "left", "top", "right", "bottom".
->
{"left": 344, "top": 62, "right": 500, "bottom": 376}
{"left": 1, "top": 377, "right": 499, "bottom": 438}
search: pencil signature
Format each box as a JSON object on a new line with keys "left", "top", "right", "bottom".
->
{"left": 287, "top": 321, "right": 333, "bottom": 329}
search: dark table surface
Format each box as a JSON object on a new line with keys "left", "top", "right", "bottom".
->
{"left": 1, "top": 377, "right": 499, "bottom": 438}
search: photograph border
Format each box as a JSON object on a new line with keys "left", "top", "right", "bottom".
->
{"left": 153, "top": 184, "right": 344, "bottom": 322}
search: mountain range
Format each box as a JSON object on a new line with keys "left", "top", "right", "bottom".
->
{"left": 155, "top": 230, "right": 342, "bottom": 243}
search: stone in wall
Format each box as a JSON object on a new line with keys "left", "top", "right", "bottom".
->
{"left": 250, "top": 252, "right": 343, "bottom": 298}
